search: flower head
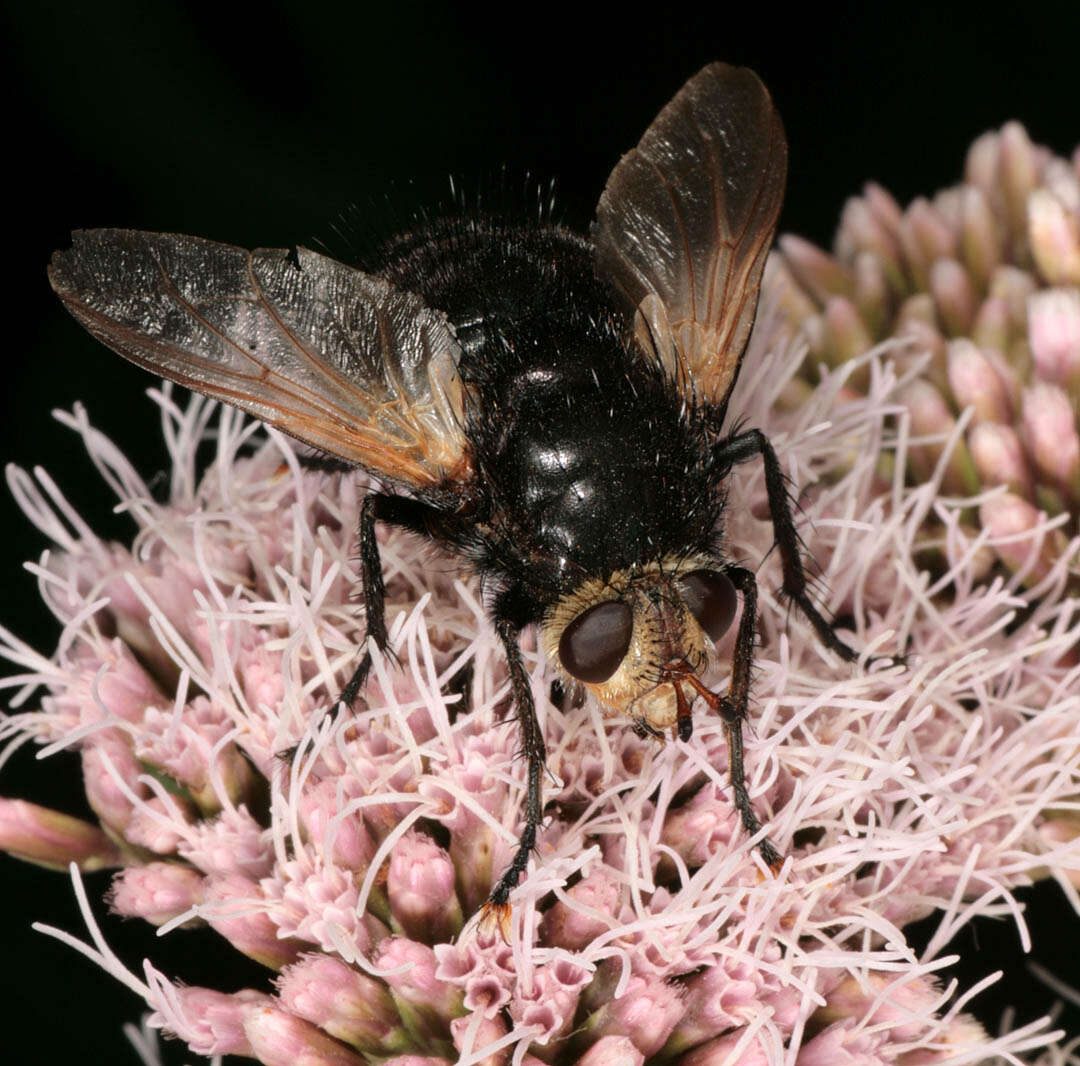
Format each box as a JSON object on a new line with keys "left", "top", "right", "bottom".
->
{"left": 773, "top": 123, "right": 1080, "bottom": 581}
{"left": 1, "top": 309, "right": 1078, "bottom": 1066}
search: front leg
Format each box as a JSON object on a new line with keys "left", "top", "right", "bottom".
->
{"left": 339, "top": 492, "right": 443, "bottom": 706}
{"left": 719, "top": 565, "right": 782, "bottom": 870}
{"left": 678, "top": 564, "right": 782, "bottom": 870}
{"left": 714, "top": 427, "right": 861, "bottom": 662}
{"left": 481, "top": 618, "right": 547, "bottom": 936}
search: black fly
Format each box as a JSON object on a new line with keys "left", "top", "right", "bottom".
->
{"left": 48, "top": 63, "right": 876, "bottom": 935}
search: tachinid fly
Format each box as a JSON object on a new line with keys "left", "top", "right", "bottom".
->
{"left": 48, "top": 62, "right": 875, "bottom": 934}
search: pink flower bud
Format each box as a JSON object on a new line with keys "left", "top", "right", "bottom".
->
{"left": 778, "top": 234, "right": 853, "bottom": 306}
{"left": 1044, "top": 157, "right": 1080, "bottom": 213}
{"left": 124, "top": 792, "right": 195, "bottom": 854}
{"left": 837, "top": 193, "right": 903, "bottom": 288}
{"left": 680, "top": 1030, "right": 772, "bottom": 1066}
{"left": 968, "top": 422, "right": 1032, "bottom": 497}
{"left": 576, "top": 1035, "right": 644, "bottom": 1066}
{"left": 99, "top": 552, "right": 184, "bottom": 687}
{"left": 901, "top": 380, "right": 954, "bottom": 438}
{"left": 376, "top": 936, "right": 464, "bottom": 1043}
{"left": 982, "top": 345, "right": 1023, "bottom": 409}
{"left": 420, "top": 733, "right": 515, "bottom": 913}
{"left": 1028, "top": 287, "right": 1080, "bottom": 388}
{"left": 109, "top": 861, "right": 203, "bottom": 924}
{"left": 1028, "top": 188, "right": 1080, "bottom": 285}
{"left": 242, "top": 1002, "right": 368, "bottom": 1066}
{"left": 946, "top": 340, "right": 1011, "bottom": 423}
{"left": 54, "top": 639, "right": 165, "bottom": 729}
{"left": 203, "top": 872, "right": 304, "bottom": 969}
{"left": 896, "top": 291, "right": 936, "bottom": 330}
{"left": 0, "top": 797, "right": 120, "bottom": 871}
{"left": 959, "top": 185, "right": 1003, "bottom": 289}
{"left": 299, "top": 777, "right": 377, "bottom": 873}
{"left": 82, "top": 730, "right": 148, "bottom": 833}
{"left": 540, "top": 867, "right": 621, "bottom": 951}
{"left": 796, "top": 1022, "right": 889, "bottom": 1066}
{"left": 161, "top": 985, "right": 271, "bottom": 1057}
{"left": 276, "top": 953, "right": 410, "bottom": 1054}
{"left": 801, "top": 310, "right": 829, "bottom": 360}
{"left": 239, "top": 638, "right": 287, "bottom": 713}
{"left": 823, "top": 296, "right": 874, "bottom": 370}
{"left": 382, "top": 1059, "right": 452, "bottom": 1066}
{"left": 450, "top": 1012, "right": 508, "bottom": 1066}
{"left": 833, "top": 197, "right": 902, "bottom": 282}
{"left": 1039, "top": 818, "right": 1080, "bottom": 888}
{"left": 388, "top": 830, "right": 463, "bottom": 942}
{"left": 663, "top": 955, "right": 767, "bottom": 1054}
{"left": 979, "top": 492, "right": 1066, "bottom": 582}
{"left": 930, "top": 259, "right": 976, "bottom": 337}
{"left": 852, "top": 251, "right": 892, "bottom": 336}
{"left": 768, "top": 255, "right": 819, "bottom": 325}
{"left": 999, "top": 122, "right": 1039, "bottom": 244}
{"left": 581, "top": 975, "right": 683, "bottom": 1058}
{"left": 263, "top": 852, "right": 385, "bottom": 958}
{"left": 660, "top": 784, "right": 738, "bottom": 867}
{"left": 135, "top": 696, "right": 254, "bottom": 814}
{"left": 899, "top": 381, "right": 979, "bottom": 496}
{"left": 899, "top": 199, "right": 955, "bottom": 291}
{"left": 896, "top": 307, "right": 949, "bottom": 391}
{"left": 863, "top": 181, "right": 904, "bottom": 231}
{"left": 816, "top": 974, "right": 943, "bottom": 1043}
{"left": 972, "top": 296, "right": 1011, "bottom": 354}
{"left": 1021, "top": 383, "right": 1080, "bottom": 492}
{"left": 900, "top": 1014, "right": 988, "bottom": 1064}
{"left": 989, "top": 265, "right": 1037, "bottom": 337}
{"left": 963, "top": 130, "right": 1000, "bottom": 196}
{"left": 177, "top": 805, "right": 273, "bottom": 879}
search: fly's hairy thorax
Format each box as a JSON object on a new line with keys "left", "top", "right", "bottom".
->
{"left": 486, "top": 360, "right": 696, "bottom": 576}
{"left": 373, "top": 217, "right": 724, "bottom": 601}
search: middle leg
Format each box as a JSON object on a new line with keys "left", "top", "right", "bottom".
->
{"left": 339, "top": 492, "right": 442, "bottom": 706}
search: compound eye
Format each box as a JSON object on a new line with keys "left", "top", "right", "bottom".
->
{"left": 559, "top": 601, "right": 633, "bottom": 683}
{"left": 680, "top": 570, "right": 737, "bottom": 642}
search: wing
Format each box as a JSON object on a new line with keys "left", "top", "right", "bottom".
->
{"left": 592, "top": 62, "right": 787, "bottom": 416}
{"left": 48, "top": 229, "right": 472, "bottom": 493}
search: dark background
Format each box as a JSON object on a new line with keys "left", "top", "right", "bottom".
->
{"left": 3, "top": 2, "right": 1080, "bottom": 1063}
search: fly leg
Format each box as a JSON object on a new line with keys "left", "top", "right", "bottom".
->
{"left": 480, "top": 618, "right": 547, "bottom": 940}
{"left": 680, "top": 564, "right": 783, "bottom": 872}
{"left": 714, "top": 428, "right": 862, "bottom": 662}
{"left": 339, "top": 493, "right": 441, "bottom": 706}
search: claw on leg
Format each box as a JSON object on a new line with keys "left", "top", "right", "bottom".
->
{"left": 478, "top": 899, "right": 513, "bottom": 943}
{"left": 673, "top": 679, "right": 694, "bottom": 742}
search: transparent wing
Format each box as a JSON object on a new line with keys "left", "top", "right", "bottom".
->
{"left": 49, "top": 229, "right": 471, "bottom": 491}
{"left": 592, "top": 62, "right": 787, "bottom": 413}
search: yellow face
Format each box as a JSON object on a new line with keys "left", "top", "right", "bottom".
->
{"left": 539, "top": 555, "right": 738, "bottom": 734}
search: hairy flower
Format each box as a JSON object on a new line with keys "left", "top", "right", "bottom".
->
{"left": 1, "top": 300, "right": 1079, "bottom": 1066}
{"left": 773, "top": 124, "right": 1080, "bottom": 582}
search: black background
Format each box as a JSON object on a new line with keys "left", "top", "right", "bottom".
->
{"left": 3, "top": 3, "right": 1079, "bottom": 1063}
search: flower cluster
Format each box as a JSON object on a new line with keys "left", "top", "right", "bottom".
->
{"left": 1, "top": 304, "right": 1079, "bottom": 1066}
{"left": 772, "top": 124, "right": 1080, "bottom": 583}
